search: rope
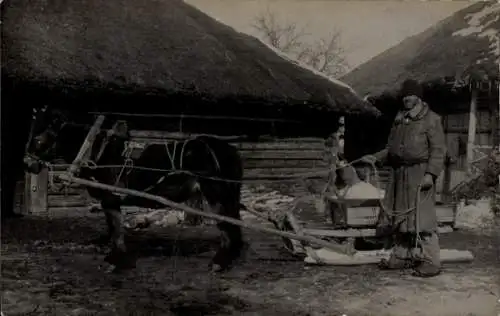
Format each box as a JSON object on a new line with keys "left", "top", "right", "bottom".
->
{"left": 365, "top": 158, "right": 434, "bottom": 264}
{"left": 43, "top": 161, "right": 341, "bottom": 184}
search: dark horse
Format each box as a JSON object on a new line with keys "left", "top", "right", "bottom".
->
{"left": 24, "top": 108, "right": 245, "bottom": 272}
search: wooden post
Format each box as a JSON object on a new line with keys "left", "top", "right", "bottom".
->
{"left": 23, "top": 168, "right": 48, "bottom": 215}
{"left": 497, "top": 62, "right": 500, "bottom": 204}
{"left": 67, "top": 115, "right": 106, "bottom": 176}
{"left": 466, "top": 89, "right": 478, "bottom": 175}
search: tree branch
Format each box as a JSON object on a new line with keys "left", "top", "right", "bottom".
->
{"left": 252, "top": 10, "right": 348, "bottom": 77}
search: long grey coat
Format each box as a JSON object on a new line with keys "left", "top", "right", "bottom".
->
{"left": 374, "top": 102, "right": 446, "bottom": 233}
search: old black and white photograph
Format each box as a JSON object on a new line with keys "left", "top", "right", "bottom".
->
{"left": 1, "top": 0, "right": 499, "bottom": 315}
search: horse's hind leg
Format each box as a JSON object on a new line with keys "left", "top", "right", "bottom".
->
{"left": 210, "top": 202, "right": 244, "bottom": 272}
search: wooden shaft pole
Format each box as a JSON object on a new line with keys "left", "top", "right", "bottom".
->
{"left": 57, "top": 174, "right": 355, "bottom": 256}
{"left": 67, "top": 115, "right": 106, "bottom": 176}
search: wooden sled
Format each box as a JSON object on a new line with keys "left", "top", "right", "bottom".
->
{"left": 278, "top": 191, "right": 474, "bottom": 265}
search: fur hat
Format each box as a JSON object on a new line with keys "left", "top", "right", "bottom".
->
{"left": 400, "top": 79, "right": 423, "bottom": 99}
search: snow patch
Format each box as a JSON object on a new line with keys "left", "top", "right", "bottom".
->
{"left": 452, "top": 3, "right": 500, "bottom": 64}
{"left": 455, "top": 198, "right": 495, "bottom": 230}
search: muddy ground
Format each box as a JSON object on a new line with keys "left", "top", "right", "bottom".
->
{"left": 2, "top": 210, "right": 500, "bottom": 316}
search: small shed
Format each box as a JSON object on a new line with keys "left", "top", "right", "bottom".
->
{"left": 341, "top": 1, "right": 500, "bottom": 197}
{"left": 2, "top": 0, "right": 379, "bottom": 214}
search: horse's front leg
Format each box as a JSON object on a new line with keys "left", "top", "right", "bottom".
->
{"left": 209, "top": 202, "right": 244, "bottom": 272}
{"left": 85, "top": 208, "right": 115, "bottom": 245}
{"left": 102, "top": 202, "right": 137, "bottom": 270}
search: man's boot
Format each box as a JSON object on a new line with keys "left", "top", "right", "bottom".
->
{"left": 379, "top": 233, "right": 412, "bottom": 270}
{"left": 412, "top": 261, "right": 441, "bottom": 278}
{"left": 412, "top": 232, "right": 441, "bottom": 278}
{"left": 379, "top": 254, "right": 413, "bottom": 270}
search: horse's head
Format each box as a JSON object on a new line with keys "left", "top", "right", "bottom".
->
{"left": 24, "top": 106, "right": 69, "bottom": 174}
{"left": 88, "top": 120, "right": 130, "bottom": 166}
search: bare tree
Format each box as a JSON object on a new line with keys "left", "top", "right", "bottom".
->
{"left": 252, "top": 8, "right": 349, "bottom": 78}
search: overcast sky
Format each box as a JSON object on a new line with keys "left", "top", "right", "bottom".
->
{"left": 187, "top": 0, "right": 471, "bottom": 71}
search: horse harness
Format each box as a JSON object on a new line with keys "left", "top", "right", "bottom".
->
{"left": 89, "top": 130, "right": 222, "bottom": 194}
{"left": 87, "top": 127, "right": 134, "bottom": 187}
{"left": 141, "top": 137, "right": 222, "bottom": 193}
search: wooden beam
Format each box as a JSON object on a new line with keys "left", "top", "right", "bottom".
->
{"left": 67, "top": 115, "right": 106, "bottom": 176}
{"left": 89, "top": 112, "right": 301, "bottom": 124}
{"left": 241, "top": 150, "right": 324, "bottom": 160}
{"left": 129, "top": 130, "right": 247, "bottom": 141}
{"left": 23, "top": 169, "right": 49, "bottom": 215}
{"left": 497, "top": 61, "right": 500, "bottom": 200}
{"left": 303, "top": 248, "right": 473, "bottom": 266}
{"left": 302, "top": 226, "right": 454, "bottom": 238}
{"left": 466, "top": 89, "right": 478, "bottom": 175}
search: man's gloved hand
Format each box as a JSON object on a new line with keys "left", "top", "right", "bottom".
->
{"left": 420, "top": 173, "right": 434, "bottom": 190}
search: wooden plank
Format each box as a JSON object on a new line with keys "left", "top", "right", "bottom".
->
{"left": 48, "top": 195, "right": 90, "bottom": 208}
{"left": 131, "top": 136, "right": 245, "bottom": 144}
{"left": 91, "top": 112, "right": 299, "bottom": 123}
{"left": 234, "top": 142, "right": 324, "bottom": 151}
{"left": 240, "top": 150, "right": 324, "bottom": 160}
{"left": 304, "top": 248, "right": 472, "bottom": 265}
{"left": 48, "top": 206, "right": 93, "bottom": 216}
{"left": 244, "top": 167, "right": 327, "bottom": 176}
{"left": 302, "top": 226, "right": 454, "bottom": 238}
{"left": 22, "top": 173, "right": 32, "bottom": 215}
{"left": 243, "top": 159, "right": 327, "bottom": 169}
{"left": 23, "top": 169, "right": 49, "bottom": 215}
{"left": 129, "top": 130, "right": 246, "bottom": 140}
{"left": 130, "top": 130, "right": 323, "bottom": 143}
{"left": 48, "top": 187, "right": 85, "bottom": 195}
{"left": 243, "top": 170, "right": 328, "bottom": 181}
{"left": 254, "top": 137, "right": 325, "bottom": 143}
{"left": 68, "top": 115, "right": 106, "bottom": 176}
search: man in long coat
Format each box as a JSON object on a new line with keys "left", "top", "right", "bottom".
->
{"left": 362, "top": 79, "right": 446, "bottom": 278}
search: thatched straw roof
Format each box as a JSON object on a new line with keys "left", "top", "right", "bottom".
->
{"left": 1, "top": 0, "right": 378, "bottom": 117}
{"left": 341, "top": 1, "right": 500, "bottom": 97}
